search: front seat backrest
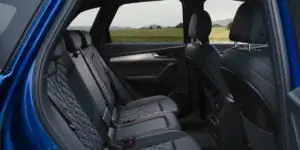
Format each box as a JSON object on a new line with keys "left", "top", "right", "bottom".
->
{"left": 221, "top": 2, "right": 277, "bottom": 150}
{"left": 185, "top": 11, "right": 230, "bottom": 109}
{"left": 186, "top": 11, "right": 247, "bottom": 150}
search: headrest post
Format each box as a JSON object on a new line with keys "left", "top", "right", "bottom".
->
{"left": 234, "top": 42, "right": 238, "bottom": 48}
{"left": 248, "top": 44, "right": 252, "bottom": 50}
{"left": 196, "top": 39, "right": 202, "bottom": 45}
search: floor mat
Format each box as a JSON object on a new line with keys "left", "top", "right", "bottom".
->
{"left": 180, "top": 114, "right": 218, "bottom": 150}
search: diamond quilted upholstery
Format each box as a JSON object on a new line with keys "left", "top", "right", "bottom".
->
{"left": 119, "top": 102, "right": 161, "bottom": 123}
{"left": 47, "top": 61, "right": 103, "bottom": 150}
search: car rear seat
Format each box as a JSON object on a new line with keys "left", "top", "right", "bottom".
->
{"left": 64, "top": 30, "right": 178, "bottom": 124}
{"left": 62, "top": 32, "right": 181, "bottom": 140}
{"left": 46, "top": 38, "right": 201, "bottom": 149}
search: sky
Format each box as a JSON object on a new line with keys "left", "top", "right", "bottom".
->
{"left": 70, "top": 0, "right": 242, "bottom": 28}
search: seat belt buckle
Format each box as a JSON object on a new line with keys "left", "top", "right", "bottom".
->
{"left": 122, "top": 137, "right": 136, "bottom": 149}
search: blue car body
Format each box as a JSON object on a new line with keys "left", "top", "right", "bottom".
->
{"left": 0, "top": 0, "right": 299, "bottom": 149}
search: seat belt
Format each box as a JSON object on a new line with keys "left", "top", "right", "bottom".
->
{"left": 105, "top": 62, "right": 142, "bottom": 100}
{"left": 75, "top": 31, "right": 137, "bottom": 104}
{"left": 92, "top": 53, "right": 133, "bottom": 105}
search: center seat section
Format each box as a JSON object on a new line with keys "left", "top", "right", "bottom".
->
{"left": 63, "top": 32, "right": 182, "bottom": 142}
{"left": 45, "top": 38, "right": 202, "bottom": 149}
{"left": 68, "top": 30, "right": 179, "bottom": 123}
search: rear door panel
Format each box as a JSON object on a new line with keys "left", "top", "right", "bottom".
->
{"left": 104, "top": 42, "right": 184, "bottom": 57}
{"left": 105, "top": 43, "right": 187, "bottom": 97}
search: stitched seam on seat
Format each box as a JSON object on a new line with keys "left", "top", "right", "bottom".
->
{"left": 157, "top": 101, "right": 163, "bottom": 111}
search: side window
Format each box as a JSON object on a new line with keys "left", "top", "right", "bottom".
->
{"left": 204, "top": 0, "right": 242, "bottom": 42}
{"left": 110, "top": 0, "right": 183, "bottom": 43}
{"left": 0, "top": 0, "right": 41, "bottom": 71}
{"left": 68, "top": 8, "right": 100, "bottom": 31}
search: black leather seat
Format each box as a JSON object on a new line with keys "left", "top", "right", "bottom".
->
{"left": 44, "top": 38, "right": 202, "bottom": 149}
{"left": 185, "top": 11, "right": 231, "bottom": 114}
{"left": 64, "top": 31, "right": 178, "bottom": 123}
{"left": 221, "top": 2, "right": 277, "bottom": 149}
{"left": 185, "top": 11, "right": 247, "bottom": 150}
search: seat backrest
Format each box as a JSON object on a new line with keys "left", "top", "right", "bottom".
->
{"left": 221, "top": 2, "right": 277, "bottom": 149}
{"left": 64, "top": 32, "right": 113, "bottom": 127}
{"left": 46, "top": 39, "right": 106, "bottom": 149}
{"left": 185, "top": 11, "right": 230, "bottom": 109}
{"left": 75, "top": 30, "right": 135, "bottom": 105}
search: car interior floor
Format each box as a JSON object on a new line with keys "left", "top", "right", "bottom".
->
{"left": 180, "top": 113, "right": 218, "bottom": 150}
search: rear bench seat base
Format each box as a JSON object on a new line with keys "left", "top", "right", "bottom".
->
{"left": 115, "top": 112, "right": 181, "bottom": 141}
{"left": 133, "top": 130, "right": 201, "bottom": 150}
{"left": 119, "top": 95, "right": 178, "bottom": 122}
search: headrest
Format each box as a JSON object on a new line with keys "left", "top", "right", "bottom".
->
{"left": 64, "top": 30, "right": 82, "bottom": 52}
{"left": 188, "top": 11, "right": 212, "bottom": 43}
{"left": 76, "top": 30, "right": 92, "bottom": 48}
{"left": 48, "top": 39, "right": 67, "bottom": 76}
{"left": 52, "top": 39, "right": 67, "bottom": 60}
{"left": 229, "top": 2, "right": 267, "bottom": 44}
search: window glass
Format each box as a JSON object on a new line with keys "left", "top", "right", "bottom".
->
{"left": 0, "top": 0, "right": 41, "bottom": 71}
{"left": 110, "top": 0, "right": 183, "bottom": 43}
{"left": 0, "top": 4, "right": 16, "bottom": 36}
{"left": 204, "top": 0, "right": 242, "bottom": 42}
{"left": 68, "top": 8, "right": 100, "bottom": 31}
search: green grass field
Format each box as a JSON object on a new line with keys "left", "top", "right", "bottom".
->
{"left": 110, "top": 27, "right": 230, "bottom": 42}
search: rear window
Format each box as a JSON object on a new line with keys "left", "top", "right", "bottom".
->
{"left": 68, "top": 8, "right": 100, "bottom": 31}
{"left": 0, "top": 4, "right": 16, "bottom": 37}
{"left": 0, "top": 0, "right": 41, "bottom": 71}
{"left": 110, "top": 0, "right": 183, "bottom": 43}
{"left": 0, "top": 3, "right": 16, "bottom": 71}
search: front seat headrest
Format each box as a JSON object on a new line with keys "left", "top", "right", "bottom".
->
{"left": 188, "top": 11, "right": 212, "bottom": 44}
{"left": 229, "top": 2, "right": 267, "bottom": 44}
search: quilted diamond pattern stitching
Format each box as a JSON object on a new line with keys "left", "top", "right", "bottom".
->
{"left": 141, "top": 141, "right": 174, "bottom": 150}
{"left": 119, "top": 102, "right": 160, "bottom": 122}
{"left": 47, "top": 62, "right": 102, "bottom": 150}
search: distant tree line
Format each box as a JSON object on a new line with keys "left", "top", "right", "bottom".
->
{"left": 141, "top": 21, "right": 233, "bottom": 30}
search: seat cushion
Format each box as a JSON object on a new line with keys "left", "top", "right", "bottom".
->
{"left": 134, "top": 130, "right": 201, "bottom": 150}
{"left": 141, "top": 136, "right": 201, "bottom": 150}
{"left": 119, "top": 95, "right": 178, "bottom": 122}
{"left": 115, "top": 112, "right": 181, "bottom": 141}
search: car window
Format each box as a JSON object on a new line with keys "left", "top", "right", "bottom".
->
{"left": 110, "top": 0, "right": 183, "bottom": 43}
{"left": 68, "top": 8, "right": 100, "bottom": 31}
{"left": 204, "top": 0, "right": 242, "bottom": 42}
{"left": 0, "top": 0, "right": 41, "bottom": 71}
{"left": 0, "top": 4, "right": 16, "bottom": 37}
